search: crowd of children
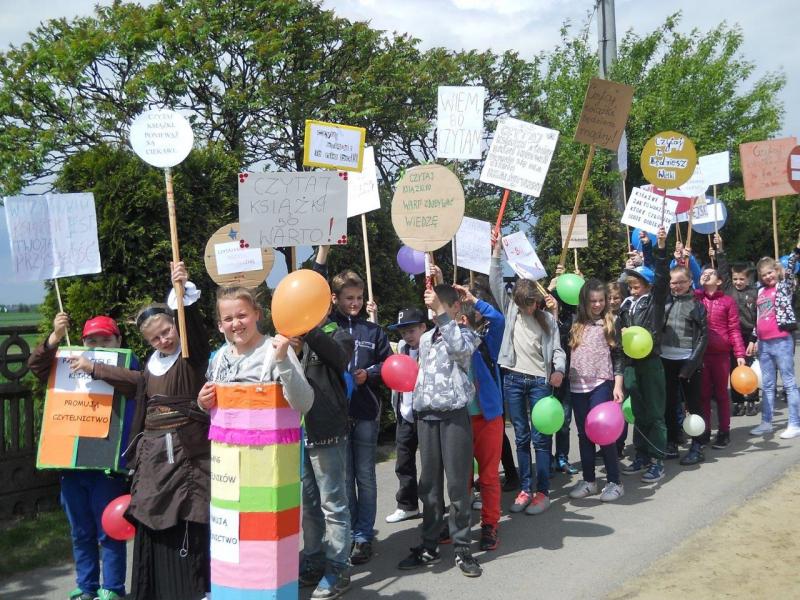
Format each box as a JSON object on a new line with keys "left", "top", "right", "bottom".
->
{"left": 31, "top": 226, "right": 799, "bottom": 598}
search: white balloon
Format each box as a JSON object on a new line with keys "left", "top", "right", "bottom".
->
{"left": 750, "top": 360, "right": 763, "bottom": 389}
{"left": 683, "top": 413, "right": 706, "bottom": 437}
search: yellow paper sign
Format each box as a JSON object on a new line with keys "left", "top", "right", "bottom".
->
{"left": 211, "top": 443, "right": 240, "bottom": 501}
{"left": 640, "top": 131, "right": 697, "bottom": 190}
{"left": 239, "top": 444, "right": 300, "bottom": 488}
{"left": 303, "top": 120, "right": 366, "bottom": 172}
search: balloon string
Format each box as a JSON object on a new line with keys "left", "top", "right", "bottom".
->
{"left": 632, "top": 425, "right": 667, "bottom": 458}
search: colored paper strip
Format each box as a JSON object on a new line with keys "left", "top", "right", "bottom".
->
{"left": 239, "top": 507, "right": 301, "bottom": 541}
{"left": 210, "top": 581, "right": 298, "bottom": 600}
{"left": 215, "top": 384, "right": 291, "bottom": 410}
{"left": 240, "top": 443, "right": 301, "bottom": 488}
{"left": 210, "top": 535, "right": 300, "bottom": 589}
{"left": 211, "top": 482, "right": 300, "bottom": 513}
{"left": 211, "top": 407, "right": 300, "bottom": 432}
{"left": 208, "top": 426, "right": 301, "bottom": 446}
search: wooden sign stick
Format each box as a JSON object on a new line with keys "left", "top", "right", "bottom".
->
{"left": 675, "top": 220, "right": 683, "bottom": 245}
{"left": 559, "top": 144, "right": 596, "bottom": 267}
{"left": 622, "top": 178, "right": 632, "bottom": 251}
{"left": 772, "top": 197, "right": 779, "bottom": 260}
{"left": 660, "top": 186, "right": 668, "bottom": 228}
{"left": 469, "top": 270, "right": 475, "bottom": 288}
{"left": 573, "top": 248, "right": 579, "bottom": 273}
{"left": 493, "top": 188, "right": 511, "bottom": 244}
{"left": 686, "top": 196, "right": 696, "bottom": 251}
{"left": 53, "top": 279, "right": 71, "bottom": 346}
{"left": 164, "top": 167, "right": 189, "bottom": 358}
{"left": 452, "top": 236, "right": 458, "bottom": 285}
{"left": 707, "top": 235, "right": 715, "bottom": 268}
{"left": 534, "top": 280, "right": 549, "bottom": 298}
{"left": 361, "top": 213, "right": 376, "bottom": 323}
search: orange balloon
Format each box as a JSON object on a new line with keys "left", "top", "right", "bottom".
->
{"left": 271, "top": 269, "right": 331, "bottom": 337}
{"left": 731, "top": 365, "right": 758, "bottom": 396}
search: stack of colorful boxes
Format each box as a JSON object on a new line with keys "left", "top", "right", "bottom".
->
{"left": 208, "top": 382, "right": 302, "bottom": 600}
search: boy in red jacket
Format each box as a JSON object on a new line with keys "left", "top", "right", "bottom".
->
{"left": 696, "top": 267, "right": 746, "bottom": 448}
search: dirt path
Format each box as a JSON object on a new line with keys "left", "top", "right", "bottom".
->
{"left": 608, "top": 465, "right": 800, "bottom": 599}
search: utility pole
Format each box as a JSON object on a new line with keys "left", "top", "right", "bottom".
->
{"left": 596, "top": 0, "right": 626, "bottom": 214}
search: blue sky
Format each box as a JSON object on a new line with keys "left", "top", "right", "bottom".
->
{"left": 1, "top": 0, "right": 796, "bottom": 303}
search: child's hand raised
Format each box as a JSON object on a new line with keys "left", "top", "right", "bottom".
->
{"left": 657, "top": 226, "right": 667, "bottom": 248}
{"left": 49, "top": 312, "right": 70, "bottom": 346}
{"left": 171, "top": 261, "right": 188, "bottom": 285}
{"left": 273, "top": 334, "right": 291, "bottom": 361}
{"left": 453, "top": 284, "right": 476, "bottom": 304}
{"left": 424, "top": 288, "right": 443, "bottom": 314}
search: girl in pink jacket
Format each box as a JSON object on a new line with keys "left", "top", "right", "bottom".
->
{"left": 696, "top": 267, "right": 746, "bottom": 448}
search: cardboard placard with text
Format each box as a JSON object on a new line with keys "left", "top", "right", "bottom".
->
{"left": 560, "top": 214, "right": 589, "bottom": 248}
{"left": 203, "top": 222, "right": 274, "bottom": 288}
{"left": 437, "top": 86, "right": 485, "bottom": 160}
{"left": 502, "top": 231, "right": 547, "bottom": 281}
{"left": 640, "top": 131, "right": 697, "bottom": 190}
{"left": 303, "top": 120, "right": 366, "bottom": 172}
{"left": 455, "top": 216, "right": 491, "bottom": 274}
{"left": 698, "top": 151, "right": 730, "bottom": 186}
{"left": 345, "top": 146, "right": 381, "bottom": 218}
{"left": 621, "top": 187, "right": 678, "bottom": 235}
{"left": 574, "top": 78, "right": 634, "bottom": 151}
{"left": 739, "top": 137, "right": 797, "bottom": 200}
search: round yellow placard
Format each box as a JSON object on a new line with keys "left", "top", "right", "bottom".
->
{"left": 391, "top": 164, "right": 465, "bottom": 252}
{"left": 640, "top": 131, "right": 697, "bottom": 189}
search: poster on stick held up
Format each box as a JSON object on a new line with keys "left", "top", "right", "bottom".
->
{"left": 437, "top": 86, "right": 485, "bottom": 160}
{"left": 345, "top": 146, "right": 381, "bottom": 218}
{"left": 3, "top": 193, "right": 101, "bottom": 282}
{"left": 480, "top": 117, "right": 559, "bottom": 197}
{"left": 739, "top": 137, "right": 797, "bottom": 200}
{"left": 698, "top": 151, "right": 730, "bottom": 186}
{"left": 621, "top": 187, "right": 678, "bottom": 235}
{"left": 574, "top": 78, "right": 634, "bottom": 151}
{"left": 560, "top": 214, "right": 588, "bottom": 248}
{"left": 239, "top": 171, "right": 348, "bottom": 248}
{"left": 455, "top": 217, "right": 491, "bottom": 275}
{"left": 640, "top": 131, "right": 697, "bottom": 190}
{"left": 303, "top": 120, "right": 366, "bottom": 172}
{"left": 502, "top": 231, "right": 547, "bottom": 281}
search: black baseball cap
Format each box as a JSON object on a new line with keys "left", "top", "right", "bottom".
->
{"left": 388, "top": 307, "right": 427, "bottom": 330}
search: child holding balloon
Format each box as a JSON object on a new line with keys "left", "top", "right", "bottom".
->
{"left": 567, "top": 279, "right": 625, "bottom": 502}
{"left": 28, "top": 314, "right": 136, "bottom": 600}
{"left": 747, "top": 249, "right": 800, "bottom": 439}
{"left": 617, "top": 225, "right": 670, "bottom": 483}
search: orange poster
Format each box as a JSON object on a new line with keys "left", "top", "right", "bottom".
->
{"left": 739, "top": 137, "right": 797, "bottom": 200}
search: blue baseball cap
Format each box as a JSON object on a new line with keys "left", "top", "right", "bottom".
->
{"left": 623, "top": 266, "right": 655, "bottom": 285}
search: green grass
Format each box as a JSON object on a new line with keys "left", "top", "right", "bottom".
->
{"left": 0, "top": 311, "right": 41, "bottom": 327}
{"left": 0, "top": 509, "right": 72, "bottom": 578}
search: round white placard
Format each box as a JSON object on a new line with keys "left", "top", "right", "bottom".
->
{"left": 130, "top": 109, "right": 194, "bottom": 168}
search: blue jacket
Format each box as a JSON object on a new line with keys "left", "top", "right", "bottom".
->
{"left": 471, "top": 299, "right": 505, "bottom": 420}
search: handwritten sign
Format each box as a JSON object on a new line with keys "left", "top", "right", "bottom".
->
{"left": 480, "top": 117, "right": 559, "bottom": 197}
{"left": 455, "top": 217, "right": 491, "bottom": 274}
{"left": 129, "top": 109, "right": 194, "bottom": 168}
{"left": 345, "top": 146, "right": 381, "bottom": 217}
{"left": 210, "top": 505, "right": 240, "bottom": 564}
{"left": 560, "top": 214, "right": 588, "bottom": 248}
{"left": 502, "top": 231, "right": 547, "bottom": 281}
{"left": 303, "top": 120, "right": 366, "bottom": 172}
{"left": 676, "top": 201, "right": 727, "bottom": 233}
{"left": 4, "top": 193, "right": 101, "bottom": 282}
{"left": 437, "top": 86, "right": 485, "bottom": 160}
{"left": 739, "top": 137, "right": 797, "bottom": 200}
{"left": 391, "top": 164, "right": 465, "bottom": 252}
{"left": 640, "top": 131, "right": 697, "bottom": 189}
{"left": 574, "top": 78, "right": 634, "bottom": 150}
{"left": 698, "top": 151, "right": 730, "bottom": 186}
{"left": 238, "top": 171, "right": 348, "bottom": 248}
{"left": 204, "top": 222, "right": 274, "bottom": 288}
{"left": 672, "top": 165, "right": 708, "bottom": 199}
{"left": 621, "top": 187, "right": 678, "bottom": 235}
{"left": 211, "top": 443, "right": 240, "bottom": 502}
{"left": 789, "top": 146, "right": 800, "bottom": 194}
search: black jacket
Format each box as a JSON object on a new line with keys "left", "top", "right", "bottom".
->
{"left": 301, "top": 323, "right": 355, "bottom": 447}
{"left": 662, "top": 293, "right": 708, "bottom": 377}
{"left": 616, "top": 246, "right": 670, "bottom": 360}
{"left": 717, "top": 250, "right": 758, "bottom": 339}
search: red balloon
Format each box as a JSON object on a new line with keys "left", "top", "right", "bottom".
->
{"left": 102, "top": 494, "right": 135, "bottom": 541}
{"left": 585, "top": 401, "right": 625, "bottom": 446}
{"left": 381, "top": 354, "right": 419, "bottom": 392}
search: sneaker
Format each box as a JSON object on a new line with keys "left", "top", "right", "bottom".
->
{"left": 350, "top": 541, "right": 372, "bottom": 565}
{"left": 398, "top": 545, "right": 441, "bottom": 570}
{"left": 509, "top": 490, "right": 532, "bottom": 513}
{"left": 524, "top": 492, "right": 551, "bottom": 515}
{"left": 712, "top": 431, "right": 730, "bottom": 449}
{"left": 454, "top": 546, "right": 482, "bottom": 577}
{"left": 568, "top": 479, "right": 598, "bottom": 499}
{"left": 745, "top": 402, "right": 758, "bottom": 417}
{"left": 679, "top": 446, "right": 704, "bottom": 466}
{"left": 471, "top": 490, "right": 482, "bottom": 511}
{"left": 641, "top": 461, "right": 665, "bottom": 483}
{"left": 300, "top": 563, "right": 325, "bottom": 587}
{"left": 501, "top": 473, "right": 520, "bottom": 492}
{"left": 478, "top": 523, "right": 498, "bottom": 551}
{"left": 622, "top": 456, "right": 649, "bottom": 475}
{"left": 732, "top": 403, "right": 744, "bottom": 417}
{"left": 750, "top": 422, "right": 773, "bottom": 436}
{"left": 664, "top": 442, "right": 679, "bottom": 460}
{"left": 95, "top": 591, "right": 122, "bottom": 600}
{"left": 68, "top": 590, "right": 94, "bottom": 600}
{"left": 556, "top": 455, "right": 579, "bottom": 474}
{"left": 779, "top": 425, "right": 800, "bottom": 439}
{"left": 599, "top": 482, "right": 625, "bottom": 502}
{"left": 311, "top": 571, "right": 351, "bottom": 599}
{"left": 439, "top": 525, "right": 451, "bottom": 545}
{"left": 385, "top": 508, "right": 419, "bottom": 523}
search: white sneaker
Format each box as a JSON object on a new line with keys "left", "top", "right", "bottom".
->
{"left": 568, "top": 479, "right": 598, "bottom": 499}
{"left": 471, "top": 490, "right": 483, "bottom": 511}
{"left": 750, "top": 422, "right": 774, "bottom": 436}
{"left": 779, "top": 425, "right": 800, "bottom": 439}
{"left": 385, "top": 508, "right": 419, "bottom": 523}
{"left": 599, "top": 482, "right": 625, "bottom": 502}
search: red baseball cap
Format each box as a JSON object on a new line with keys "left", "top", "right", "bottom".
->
{"left": 82, "top": 316, "right": 121, "bottom": 338}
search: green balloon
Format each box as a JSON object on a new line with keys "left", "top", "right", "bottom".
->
{"left": 622, "top": 326, "right": 653, "bottom": 359}
{"left": 555, "top": 273, "right": 585, "bottom": 306}
{"left": 530, "top": 395, "right": 565, "bottom": 435}
{"left": 622, "top": 396, "right": 634, "bottom": 424}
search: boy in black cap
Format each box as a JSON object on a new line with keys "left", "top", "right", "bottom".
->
{"left": 385, "top": 307, "right": 427, "bottom": 523}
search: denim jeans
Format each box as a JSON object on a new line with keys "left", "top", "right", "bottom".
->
{"left": 759, "top": 336, "right": 800, "bottom": 427}
{"left": 503, "top": 371, "right": 553, "bottom": 495}
{"left": 554, "top": 380, "right": 572, "bottom": 459}
{"left": 60, "top": 471, "right": 128, "bottom": 596}
{"left": 302, "top": 439, "right": 351, "bottom": 573}
{"left": 571, "top": 381, "right": 621, "bottom": 484}
{"left": 347, "top": 417, "right": 379, "bottom": 542}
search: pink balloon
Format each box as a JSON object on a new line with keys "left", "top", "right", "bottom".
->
{"left": 381, "top": 354, "right": 419, "bottom": 392}
{"left": 585, "top": 401, "right": 625, "bottom": 446}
